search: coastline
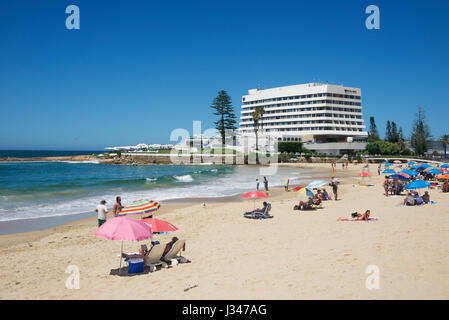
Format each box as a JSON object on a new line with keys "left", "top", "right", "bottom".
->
{"left": 1, "top": 162, "right": 448, "bottom": 299}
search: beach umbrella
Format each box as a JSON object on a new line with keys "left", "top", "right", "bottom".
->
{"left": 117, "top": 199, "right": 161, "bottom": 216}
{"left": 411, "top": 165, "right": 420, "bottom": 169}
{"left": 436, "top": 174, "right": 449, "bottom": 180}
{"left": 141, "top": 218, "right": 178, "bottom": 233}
{"left": 306, "top": 180, "right": 328, "bottom": 189}
{"left": 241, "top": 191, "right": 268, "bottom": 209}
{"left": 357, "top": 172, "right": 371, "bottom": 177}
{"left": 94, "top": 216, "right": 153, "bottom": 272}
{"left": 387, "top": 174, "right": 410, "bottom": 181}
{"left": 384, "top": 163, "right": 393, "bottom": 167}
{"left": 400, "top": 169, "right": 418, "bottom": 176}
{"left": 382, "top": 169, "right": 396, "bottom": 174}
{"left": 393, "top": 160, "right": 402, "bottom": 164}
{"left": 419, "top": 163, "right": 432, "bottom": 169}
{"left": 425, "top": 168, "right": 443, "bottom": 175}
{"left": 404, "top": 180, "right": 431, "bottom": 190}
{"left": 408, "top": 161, "right": 416, "bottom": 166}
{"left": 440, "top": 164, "right": 449, "bottom": 169}
{"left": 382, "top": 161, "right": 387, "bottom": 164}
{"left": 397, "top": 172, "right": 411, "bottom": 179}
{"left": 241, "top": 191, "right": 268, "bottom": 199}
{"left": 292, "top": 187, "right": 314, "bottom": 197}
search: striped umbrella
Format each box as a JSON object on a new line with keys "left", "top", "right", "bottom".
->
{"left": 117, "top": 199, "right": 161, "bottom": 216}
{"left": 292, "top": 187, "right": 314, "bottom": 197}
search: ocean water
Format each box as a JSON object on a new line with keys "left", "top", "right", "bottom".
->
{"left": 0, "top": 156, "right": 323, "bottom": 222}
{"left": 0, "top": 150, "right": 102, "bottom": 158}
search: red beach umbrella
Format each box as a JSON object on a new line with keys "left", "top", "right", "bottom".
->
{"left": 398, "top": 172, "right": 411, "bottom": 179}
{"left": 141, "top": 218, "right": 178, "bottom": 233}
{"left": 241, "top": 191, "right": 268, "bottom": 199}
{"left": 241, "top": 191, "right": 268, "bottom": 210}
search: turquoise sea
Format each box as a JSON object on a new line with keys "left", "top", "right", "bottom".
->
{"left": 0, "top": 150, "right": 321, "bottom": 223}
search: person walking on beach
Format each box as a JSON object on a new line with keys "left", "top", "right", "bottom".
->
{"left": 95, "top": 200, "right": 108, "bottom": 227}
{"left": 263, "top": 176, "right": 269, "bottom": 192}
{"left": 378, "top": 163, "right": 381, "bottom": 175}
{"left": 256, "top": 178, "right": 260, "bottom": 191}
{"left": 113, "top": 196, "right": 123, "bottom": 216}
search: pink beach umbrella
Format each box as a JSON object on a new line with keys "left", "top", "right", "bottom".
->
{"left": 94, "top": 216, "right": 153, "bottom": 272}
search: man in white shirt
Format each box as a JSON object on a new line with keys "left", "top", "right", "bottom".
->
{"left": 95, "top": 200, "right": 109, "bottom": 227}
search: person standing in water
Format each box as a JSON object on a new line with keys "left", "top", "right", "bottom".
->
{"left": 256, "top": 178, "right": 260, "bottom": 191}
{"left": 263, "top": 176, "right": 269, "bottom": 192}
{"left": 284, "top": 179, "right": 289, "bottom": 191}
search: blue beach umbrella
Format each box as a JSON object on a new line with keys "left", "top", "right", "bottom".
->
{"left": 387, "top": 174, "right": 410, "bottom": 181}
{"left": 426, "top": 168, "right": 443, "bottom": 175}
{"left": 382, "top": 169, "right": 396, "bottom": 174}
{"left": 404, "top": 180, "right": 431, "bottom": 190}
{"left": 411, "top": 165, "right": 420, "bottom": 169}
{"left": 440, "top": 164, "right": 449, "bottom": 169}
{"left": 400, "top": 169, "right": 418, "bottom": 176}
{"left": 408, "top": 161, "right": 416, "bottom": 166}
{"left": 419, "top": 163, "right": 432, "bottom": 169}
{"left": 384, "top": 163, "right": 393, "bottom": 167}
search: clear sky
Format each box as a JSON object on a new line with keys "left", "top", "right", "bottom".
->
{"left": 1, "top": 0, "right": 448, "bottom": 150}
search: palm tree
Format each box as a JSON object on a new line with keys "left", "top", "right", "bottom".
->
{"left": 252, "top": 106, "right": 265, "bottom": 151}
{"left": 441, "top": 134, "right": 449, "bottom": 158}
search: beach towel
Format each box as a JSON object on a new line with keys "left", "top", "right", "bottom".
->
{"left": 337, "top": 217, "right": 379, "bottom": 221}
{"left": 352, "top": 184, "right": 375, "bottom": 187}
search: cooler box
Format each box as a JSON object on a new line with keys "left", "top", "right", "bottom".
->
{"left": 128, "top": 258, "right": 144, "bottom": 274}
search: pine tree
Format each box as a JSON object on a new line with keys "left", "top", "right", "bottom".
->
{"left": 385, "top": 121, "right": 392, "bottom": 142}
{"left": 410, "top": 107, "right": 431, "bottom": 156}
{"left": 368, "top": 116, "right": 380, "bottom": 142}
{"left": 390, "top": 122, "right": 399, "bottom": 143}
{"left": 210, "top": 90, "right": 237, "bottom": 146}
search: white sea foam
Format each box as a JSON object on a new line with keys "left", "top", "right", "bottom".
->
{"left": 174, "top": 174, "right": 194, "bottom": 182}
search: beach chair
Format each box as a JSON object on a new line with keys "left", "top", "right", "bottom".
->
{"left": 162, "top": 240, "right": 188, "bottom": 266}
{"left": 243, "top": 203, "right": 273, "bottom": 219}
{"left": 144, "top": 244, "right": 168, "bottom": 272}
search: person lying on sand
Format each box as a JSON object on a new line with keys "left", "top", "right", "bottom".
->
{"left": 351, "top": 210, "right": 371, "bottom": 220}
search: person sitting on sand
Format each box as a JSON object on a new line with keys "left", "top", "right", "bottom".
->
{"left": 421, "top": 191, "right": 430, "bottom": 203}
{"left": 299, "top": 197, "right": 315, "bottom": 210}
{"left": 351, "top": 210, "right": 371, "bottom": 221}
{"left": 403, "top": 193, "right": 416, "bottom": 206}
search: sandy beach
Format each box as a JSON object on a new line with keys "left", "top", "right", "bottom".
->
{"left": 1, "top": 162, "right": 448, "bottom": 300}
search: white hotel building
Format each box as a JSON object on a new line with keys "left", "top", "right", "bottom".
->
{"left": 238, "top": 83, "right": 368, "bottom": 155}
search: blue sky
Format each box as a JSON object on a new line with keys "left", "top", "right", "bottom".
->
{"left": 0, "top": 0, "right": 448, "bottom": 150}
